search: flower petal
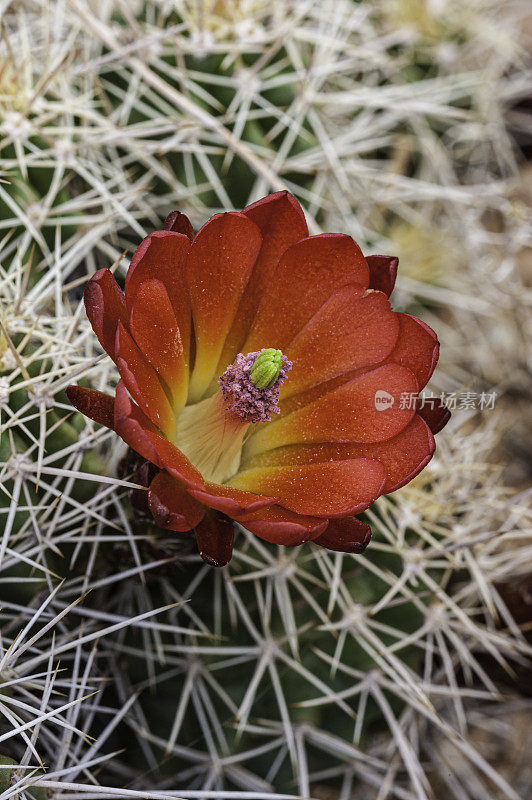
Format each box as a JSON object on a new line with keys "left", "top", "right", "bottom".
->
{"left": 417, "top": 398, "right": 451, "bottom": 434}
{"left": 125, "top": 230, "right": 192, "bottom": 361}
{"left": 129, "top": 278, "right": 188, "bottom": 412}
{"left": 148, "top": 470, "right": 205, "bottom": 532}
{"left": 186, "top": 212, "right": 262, "bottom": 401}
{"left": 283, "top": 286, "right": 400, "bottom": 399}
{"left": 66, "top": 386, "right": 115, "bottom": 429}
{"left": 214, "top": 191, "right": 309, "bottom": 374}
{"left": 313, "top": 517, "right": 372, "bottom": 553}
{"left": 114, "top": 379, "right": 164, "bottom": 467}
{"left": 116, "top": 322, "right": 177, "bottom": 439}
{"left": 229, "top": 459, "right": 386, "bottom": 518}
{"left": 386, "top": 313, "right": 439, "bottom": 390}
{"left": 244, "top": 415, "right": 435, "bottom": 494}
{"left": 188, "top": 482, "right": 276, "bottom": 517}
{"left": 162, "top": 210, "right": 194, "bottom": 239}
{"left": 194, "top": 512, "right": 235, "bottom": 567}
{"left": 366, "top": 255, "right": 398, "bottom": 297}
{"left": 372, "top": 415, "right": 435, "bottom": 492}
{"left": 236, "top": 504, "right": 328, "bottom": 546}
{"left": 243, "top": 190, "right": 307, "bottom": 237}
{"left": 244, "top": 233, "right": 370, "bottom": 352}
{"left": 141, "top": 428, "right": 205, "bottom": 490}
{"left": 84, "top": 269, "right": 128, "bottom": 359}
{"left": 245, "top": 364, "right": 418, "bottom": 458}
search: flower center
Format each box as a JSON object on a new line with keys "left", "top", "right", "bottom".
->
{"left": 218, "top": 348, "right": 291, "bottom": 424}
{"left": 175, "top": 349, "right": 291, "bottom": 484}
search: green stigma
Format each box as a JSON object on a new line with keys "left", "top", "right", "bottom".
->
{"left": 249, "top": 348, "right": 283, "bottom": 390}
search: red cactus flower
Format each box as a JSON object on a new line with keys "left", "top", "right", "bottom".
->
{"left": 67, "top": 192, "right": 449, "bottom": 566}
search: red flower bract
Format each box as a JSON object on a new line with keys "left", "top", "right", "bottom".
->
{"left": 67, "top": 192, "right": 449, "bottom": 566}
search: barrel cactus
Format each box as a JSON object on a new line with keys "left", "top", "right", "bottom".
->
{"left": 0, "top": 0, "right": 530, "bottom": 799}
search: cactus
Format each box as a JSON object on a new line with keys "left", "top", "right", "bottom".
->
{"left": 0, "top": 757, "right": 47, "bottom": 800}
{"left": 1, "top": 1, "right": 531, "bottom": 799}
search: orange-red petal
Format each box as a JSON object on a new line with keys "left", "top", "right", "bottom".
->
{"left": 366, "top": 255, "right": 398, "bottom": 297}
{"left": 116, "top": 322, "right": 177, "bottom": 439}
{"left": 385, "top": 313, "right": 439, "bottom": 391}
{"left": 148, "top": 470, "right": 205, "bottom": 532}
{"left": 359, "top": 415, "right": 435, "bottom": 492}
{"left": 194, "top": 512, "right": 235, "bottom": 567}
{"left": 66, "top": 386, "right": 115, "bottom": 430}
{"left": 125, "top": 230, "right": 192, "bottom": 361}
{"left": 313, "top": 517, "right": 372, "bottom": 553}
{"left": 187, "top": 482, "right": 276, "bottom": 517}
{"left": 243, "top": 190, "right": 307, "bottom": 239}
{"left": 186, "top": 212, "right": 262, "bottom": 401}
{"left": 236, "top": 505, "right": 328, "bottom": 546}
{"left": 244, "top": 233, "right": 370, "bottom": 353}
{"left": 283, "top": 286, "right": 400, "bottom": 398}
{"left": 229, "top": 459, "right": 386, "bottom": 518}
{"left": 242, "top": 414, "right": 435, "bottom": 495}
{"left": 245, "top": 364, "right": 418, "bottom": 458}
{"left": 141, "top": 429, "right": 205, "bottom": 490}
{"left": 84, "top": 269, "right": 128, "bottom": 359}
{"left": 214, "top": 191, "right": 309, "bottom": 373}
{"left": 417, "top": 397, "right": 451, "bottom": 434}
{"left": 162, "top": 210, "right": 194, "bottom": 239}
{"left": 114, "top": 379, "right": 164, "bottom": 467}
{"left": 129, "top": 278, "right": 188, "bottom": 412}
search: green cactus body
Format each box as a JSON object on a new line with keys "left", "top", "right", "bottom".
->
{"left": 0, "top": 348, "right": 107, "bottom": 600}
{"left": 0, "top": 141, "right": 80, "bottom": 273}
{"left": 0, "top": 757, "right": 47, "bottom": 799}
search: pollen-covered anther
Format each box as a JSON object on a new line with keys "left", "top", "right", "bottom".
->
{"left": 218, "top": 348, "right": 292, "bottom": 424}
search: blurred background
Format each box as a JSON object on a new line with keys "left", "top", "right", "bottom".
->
{"left": 0, "top": 1, "right": 531, "bottom": 799}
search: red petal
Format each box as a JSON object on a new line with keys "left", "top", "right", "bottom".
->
{"left": 188, "top": 482, "right": 276, "bottom": 517}
{"left": 244, "top": 415, "right": 435, "bottom": 495}
{"left": 116, "top": 322, "right": 177, "bottom": 439}
{"left": 84, "top": 269, "right": 128, "bottom": 359}
{"left": 129, "top": 278, "right": 188, "bottom": 411}
{"left": 125, "top": 231, "right": 192, "bottom": 362}
{"left": 194, "top": 512, "right": 235, "bottom": 567}
{"left": 236, "top": 505, "right": 328, "bottom": 546}
{"left": 417, "top": 397, "right": 451, "bottom": 434}
{"left": 246, "top": 363, "right": 418, "bottom": 458}
{"left": 114, "top": 379, "right": 164, "bottom": 466}
{"left": 313, "top": 517, "right": 372, "bottom": 553}
{"left": 148, "top": 470, "right": 205, "bottom": 532}
{"left": 162, "top": 210, "right": 194, "bottom": 239}
{"left": 186, "top": 212, "right": 262, "bottom": 400}
{"left": 142, "top": 429, "right": 205, "bottom": 490}
{"left": 386, "top": 313, "right": 439, "bottom": 391}
{"left": 367, "top": 415, "right": 435, "bottom": 492}
{"left": 214, "top": 192, "right": 309, "bottom": 372}
{"left": 244, "top": 233, "right": 370, "bottom": 352}
{"left": 243, "top": 190, "right": 307, "bottom": 234}
{"left": 230, "top": 459, "right": 386, "bottom": 518}
{"left": 283, "top": 286, "right": 400, "bottom": 398}
{"left": 366, "top": 255, "right": 398, "bottom": 297}
{"left": 66, "top": 386, "right": 115, "bottom": 429}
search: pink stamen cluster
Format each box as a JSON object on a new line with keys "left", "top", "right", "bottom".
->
{"left": 218, "top": 350, "right": 292, "bottom": 424}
